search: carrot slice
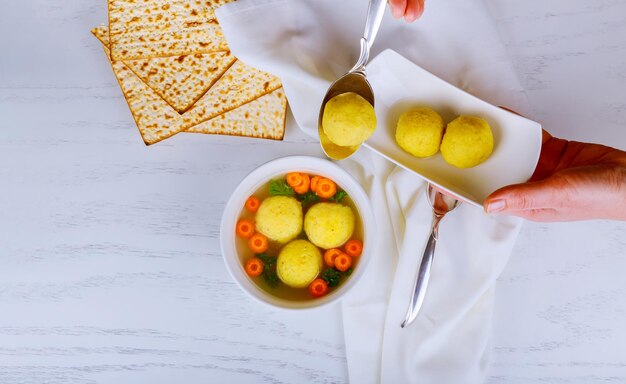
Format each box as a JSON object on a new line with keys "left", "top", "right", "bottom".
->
{"left": 315, "top": 178, "right": 337, "bottom": 199}
{"left": 310, "top": 176, "right": 321, "bottom": 192}
{"left": 245, "top": 196, "right": 260, "bottom": 213}
{"left": 308, "top": 278, "right": 329, "bottom": 297}
{"left": 248, "top": 233, "right": 269, "bottom": 253}
{"left": 286, "top": 172, "right": 303, "bottom": 188}
{"left": 323, "top": 248, "right": 343, "bottom": 267}
{"left": 236, "top": 219, "right": 255, "bottom": 239}
{"left": 335, "top": 252, "right": 352, "bottom": 272}
{"left": 245, "top": 257, "right": 264, "bottom": 277}
{"left": 344, "top": 239, "right": 363, "bottom": 257}
{"left": 293, "top": 173, "right": 311, "bottom": 194}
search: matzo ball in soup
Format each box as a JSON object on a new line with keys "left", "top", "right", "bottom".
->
{"left": 255, "top": 196, "right": 302, "bottom": 243}
{"left": 304, "top": 203, "right": 355, "bottom": 249}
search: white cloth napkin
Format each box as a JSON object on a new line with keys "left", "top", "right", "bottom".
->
{"left": 216, "top": 0, "right": 529, "bottom": 382}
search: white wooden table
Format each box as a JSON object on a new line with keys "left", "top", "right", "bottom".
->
{"left": 1, "top": 1, "right": 625, "bottom": 383}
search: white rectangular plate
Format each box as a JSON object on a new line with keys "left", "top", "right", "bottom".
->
{"left": 363, "top": 49, "right": 542, "bottom": 207}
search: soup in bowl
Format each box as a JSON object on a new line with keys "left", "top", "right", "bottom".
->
{"left": 220, "top": 156, "right": 375, "bottom": 310}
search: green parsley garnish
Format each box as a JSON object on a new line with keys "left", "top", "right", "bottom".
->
{"left": 329, "top": 190, "right": 348, "bottom": 203}
{"left": 263, "top": 271, "right": 280, "bottom": 288}
{"left": 256, "top": 253, "right": 279, "bottom": 288}
{"left": 256, "top": 253, "right": 276, "bottom": 268}
{"left": 321, "top": 268, "right": 342, "bottom": 287}
{"left": 296, "top": 191, "right": 320, "bottom": 209}
{"left": 269, "top": 179, "right": 295, "bottom": 196}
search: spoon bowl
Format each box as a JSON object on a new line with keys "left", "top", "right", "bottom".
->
{"left": 318, "top": 72, "right": 374, "bottom": 160}
{"left": 428, "top": 184, "right": 461, "bottom": 217}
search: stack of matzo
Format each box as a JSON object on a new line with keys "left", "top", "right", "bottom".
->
{"left": 92, "top": 0, "right": 286, "bottom": 145}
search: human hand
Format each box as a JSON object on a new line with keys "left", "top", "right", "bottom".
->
{"left": 388, "top": 0, "right": 425, "bottom": 23}
{"left": 483, "top": 130, "right": 626, "bottom": 222}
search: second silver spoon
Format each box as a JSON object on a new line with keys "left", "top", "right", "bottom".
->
{"left": 401, "top": 184, "right": 460, "bottom": 328}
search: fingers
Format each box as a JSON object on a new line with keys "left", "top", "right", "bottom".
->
{"left": 483, "top": 179, "right": 559, "bottom": 214}
{"left": 483, "top": 176, "right": 581, "bottom": 222}
{"left": 497, "top": 207, "right": 563, "bottom": 222}
{"left": 388, "top": 0, "right": 424, "bottom": 22}
{"left": 388, "top": 0, "right": 408, "bottom": 19}
{"left": 404, "top": 0, "right": 424, "bottom": 22}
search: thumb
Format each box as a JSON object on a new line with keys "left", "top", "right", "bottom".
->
{"left": 483, "top": 179, "right": 557, "bottom": 214}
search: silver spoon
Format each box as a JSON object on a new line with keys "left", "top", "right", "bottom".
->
{"left": 401, "top": 184, "right": 460, "bottom": 328}
{"left": 317, "top": 0, "right": 387, "bottom": 160}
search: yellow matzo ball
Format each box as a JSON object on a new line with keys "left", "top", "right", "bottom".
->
{"left": 304, "top": 203, "right": 355, "bottom": 249}
{"left": 277, "top": 240, "right": 323, "bottom": 288}
{"left": 395, "top": 107, "right": 445, "bottom": 157}
{"left": 440, "top": 116, "right": 494, "bottom": 168}
{"left": 255, "top": 196, "right": 303, "bottom": 243}
{"left": 322, "top": 92, "right": 377, "bottom": 147}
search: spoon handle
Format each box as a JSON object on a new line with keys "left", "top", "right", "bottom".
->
{"left": 400, "top": 216, "right": 440, "bottom": 328}
{"left": 350, "top": 0, "right": 387, "bottom": 73}
{"left": 364, "top": 0, "right": 387, "bottom": 48}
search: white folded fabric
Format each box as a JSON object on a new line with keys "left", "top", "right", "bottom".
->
{"left": 217, "top": 0, "right": 529, "bottom": 382}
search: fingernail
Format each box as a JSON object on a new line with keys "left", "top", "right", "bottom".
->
{"left": 392, "top": 7, "right": 402, "bottom": 18}
{"left": 404, "top": 10, "right": 416, "bottom": 22}
{"left": 486, "top": 199, "right": 506, "bottom": 213}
